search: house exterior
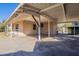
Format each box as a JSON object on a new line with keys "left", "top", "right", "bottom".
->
{"left": 57, "top": 21, "right": 79, "bottom": 35}
{"left": 5, "top": 13, "right": 55, "bottom": 37}
{"left": 3, "top": 3, "right": 59, "bottom": 40}
{"left": 3, "top": 3, "right": 79, "bottom": 40}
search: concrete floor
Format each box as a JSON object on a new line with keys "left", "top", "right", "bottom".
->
{"left": 0, "top": 34, "right": 79, "bottom": 56}
{"left": 0, "top": 36, "right": 37, "bottom": 54}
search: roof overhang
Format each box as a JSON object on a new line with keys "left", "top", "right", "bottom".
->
{"left": 3, "top": 3, "right": 24, "bottom": 26}
{"left": 3, "top": 3, "right": 79, "bottom": 26}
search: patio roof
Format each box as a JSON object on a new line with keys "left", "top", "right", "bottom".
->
{"left": 3, "top": 3, "right": 79, "bottom": 26}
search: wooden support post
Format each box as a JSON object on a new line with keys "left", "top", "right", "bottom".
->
{"left": 48, "top": 19, "right": 50, "bottom": 37}
{"left": 53, "top": 18, "right": 58, "bottom": 35}
{"left": 74, "top": 23, "right": 75, "bottom": 36}
{"left": 10, "top": 23, "right": 13, "bottom": 38}
{"left": 38, "top": 15, "right": 41, "bottom": 40}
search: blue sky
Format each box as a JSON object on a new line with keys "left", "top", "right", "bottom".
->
{"left": 0, "top": 3, "right": 19, "bottom": 23}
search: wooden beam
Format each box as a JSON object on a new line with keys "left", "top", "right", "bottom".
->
{"left": 38, "top": 15, "right": 41, "bottom": 40}
{"left": 48, "top": 19, "right": 50, "bottom": 37}
{"left": 4, "top": 3, "right": 24, "bottom": 25}
{"left": 22, "top": 4, "right": 40, "bottom": 13}
{"left": 22, "top": 4, "right": 54, "bottom": 20}
{"left": 40, "top": 3, "right": 63, "bottom": 12}
{"left": 61, "top": 4, "right": 66, "bottom": 20}
{"left": 24, "top": 9, "right": 54, "bottom": 20}
{"left": 32, "top": 15, "right": 39, "bottom": 26}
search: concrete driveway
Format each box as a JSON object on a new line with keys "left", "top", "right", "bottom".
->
{"left": 0, "top": 34, "right": 79, "bottom": 56}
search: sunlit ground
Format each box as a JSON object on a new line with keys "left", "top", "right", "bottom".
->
{"left": 0, "top": 32, "right": 59, "bottom": 55}
{"left": 0, "top": 33, "right": 79, "bottom": 56}
{"left": 0, "top": 32, "right": 6, "bottom": 38}
{"left": 0, "top": 32, "right": 37, "bottom": 54}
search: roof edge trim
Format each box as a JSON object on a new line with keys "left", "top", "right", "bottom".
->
{"left": 3, "top": 3, "right": 24, "bottom": 25}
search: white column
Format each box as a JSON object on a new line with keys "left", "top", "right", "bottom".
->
{"left": 38, "top": 15, "right": 41, "bottom": 40}
{"left": 48, "top": 19, "right": 50, "bottom": 37}
{"left": 6, "top": 25, "right": 9, "bottom": 36}
{"left": 10, "top": 23, "right": 13, "bottom": 37}
{"left": 65, "top": 24, "right": 66, "bottom": 34}
{"left": 62, "top": 26, "right": 63, "bottom": 34}
{"left": 53, "top": 18, "right": 58, "bottom": 35}
{"left": 5, "top": 26, "right": 6, "bottom": 33}
{"left": 5, "top": 26, "right": 7, "bottom": 35}
{"left": 74, "top": 23, "right": 75, "bottom": 35}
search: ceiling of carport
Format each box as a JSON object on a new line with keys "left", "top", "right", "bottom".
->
{"left": 6, "top": 3, "right": 79, "bottom": 25}
{"left": 27, "top": 3, "right": 56, "bottom": 10}
{"left": 22, "top": 3, "right": 64, "bottom": 21}
{"left": 65, "top": 3, "right": 79, "bottom": 19}
{"left": 25, "top": 3, "right": 79, "bottom": 22}
{"left": 44, "top": 5, "right": 64, "bottom": 21}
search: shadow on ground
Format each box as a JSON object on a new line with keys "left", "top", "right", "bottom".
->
{"left": 0, "top": 36, "right": 79, "bottom": 56}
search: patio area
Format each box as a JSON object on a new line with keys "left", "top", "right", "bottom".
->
{"left": 0, "top": 32, "right": 59, "bottom": 55}
{"left": 0, "top": 32, "right": 79, "bottom": 56}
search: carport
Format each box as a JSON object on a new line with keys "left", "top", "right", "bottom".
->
{"left": 4, "top": 3, "right": 79, "bottom": 40}
{"left": 2, "top": 3, "right": 79, "bottom": 55}
{"left": 17, "top": 3, "right": 65, "bottom": 40}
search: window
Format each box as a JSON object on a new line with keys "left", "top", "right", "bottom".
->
{"left": 33, "top": 23, "right": 43, "bottom": 30}
{"left": 33, "top": 24, "right": 36, "bottom": 30}
{"left": 41, "top": 23, "right": 44, "bottom": 28}
{"left": 75, "top": 22, "right": 78, "bottom": 25}
{"left": 8, "top": 24, "right": 10, "bottom": 27}
{"left": 15, "top": 24, "right": 19, "bottom": 31}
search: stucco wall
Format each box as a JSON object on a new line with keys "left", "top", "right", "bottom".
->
{"left": 41, "top": 22, "right": 54, "bottom": 34}
{"left": 10, "top": 21, "right": 25, "bottom": 36}
{"left": 50, "top": 22, "right": 55, "bottom": 34}
{"left": 7, "top": 13, "right": 56, "bottom": 36}
{"left": 23, "top": 21, "right": 37, "bottom": 35}
{"left": 8, "top": 20, "right": 55, "bottom": 36}
{"left": 23, "top": 21, "right": 54, "bottom": 35}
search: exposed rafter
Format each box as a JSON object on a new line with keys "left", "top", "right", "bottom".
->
{"left": 32, "top": 15, "right": 39, "bottom": 26}
{"left": 22, "top": 4, "right": 40, "bottom": 12}
{"left": 24, "top": 8, "right": 54, "bottom": 20}
{"left": 40, "top": 3, "right": 63, "bottom": 12}
{"left": 61, "top": 4, "right": 66, "bottom": 20}
{"left": 3, "top": 3, "right": 24, "bottom": 25}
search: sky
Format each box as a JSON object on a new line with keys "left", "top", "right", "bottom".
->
{"left": 0, "top": 3, "right": 19, "bottom": 23}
